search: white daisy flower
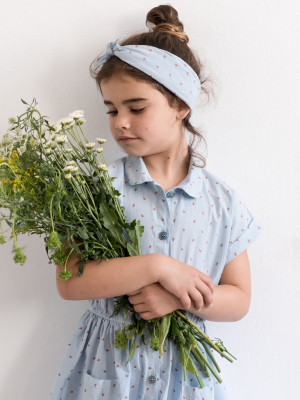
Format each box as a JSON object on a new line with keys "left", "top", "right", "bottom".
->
{"left": 76, "top": 117, "right": 86, "bottom": 125}
{"left": 45, "top": 140, "right": 52, "bottom": 148}
{"left": 85, "top": 142, "right": 95, "bottom": 149}
{"left": 56, "top": 135, "right": 68, "bottom": 144}
{"left": 50, "top": 141, "right": 57, "bottom": 149}
{"left": 64, "top": 173, "right": 72, "bottom": 179}
{"left": 60, "top": 117, "right": 74, "bottom": 126}
{"left": 24, "top": 120, "right": 31, "bottom": 129}
{"left": 70, "top": 166, "right": 78, "bottom": 172}
{"left": 17, "top": 145, "right": 26, "bottom": 156}
{"left": 65, "top": 148, "right": 73, "bottom": 153}
{"left": 50, "top": 133, "right": 56, "bottom": 141}
{"left": 30, "top": 138, "right": 38, "bottom": 147}
{"left": 96, "top": 138, "right": 106, "bottom": 144}
{"left": 95, "top": 147, "right": 103, "bottom": 153}
{"left": 45, "top": 149, "right": 52, "bottom": 155}
{"left": 41, "top": 125, "right": 48, "bottom": 136}
{"left": 66, "top": 160, "right": 75, "bottom": 166}
{"left": 52, "top": 123, "right": 62, "bottom": 134}
{"left": 69, "top": 110, "right": 84, "bottom": 119}
{"left": 97, "top": 163, "right": 107, "bottom": 171}
{"left": 63, "top": 166, "right": 73, "bottom": 172}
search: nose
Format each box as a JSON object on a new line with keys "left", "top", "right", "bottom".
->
{"left": 114, "top": 111, "right": 131, "bottom": 131}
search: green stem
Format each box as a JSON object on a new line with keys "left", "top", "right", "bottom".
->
{"left": 191, "top": 345, "right": 223, "bottom": 384}
{"left": 49, "top": 193, "right": 55, "bottom": 232}
{"left": 175, "top": 310, "right": 220, "bottom": 352}
{"left": 0, "top": 163, "right": 18, "bottom": 177}
{"left": 201, "top": 340, "right": 222, "bottom": 373}
{"left": 63, "top": 247, "right": 74, "bottom": 273}
{"left": 121, "top": 308, "right": 129, "bottom": 332}
{"left": 12, "top": 208, "right": 18, "bottom": 247}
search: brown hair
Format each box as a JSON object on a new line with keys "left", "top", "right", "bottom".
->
{"left": 90, "top": 4, "right": 216, "bottom": 168}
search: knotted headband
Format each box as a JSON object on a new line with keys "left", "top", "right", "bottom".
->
{"left": 92, "top": 34, "right": 201, "bottom": 117}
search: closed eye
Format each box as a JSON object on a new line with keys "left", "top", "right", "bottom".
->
{"left": 106, "top": 108, "right": 145, "bottom": 116}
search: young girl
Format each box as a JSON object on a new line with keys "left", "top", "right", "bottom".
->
{"left": 50, "top": 5, "right": 264, "bottom": 400}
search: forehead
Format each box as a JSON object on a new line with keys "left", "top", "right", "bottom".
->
{"left": 101, "top": 74, "right": 158, "bottom": 104}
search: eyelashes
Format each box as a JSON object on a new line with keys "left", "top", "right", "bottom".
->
{"left": 106, "top": 108, "right": 145, "bottom": 116}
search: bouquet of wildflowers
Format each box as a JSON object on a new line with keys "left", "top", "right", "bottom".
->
{"left": 0, "top": 98, "right": 236, "bottom": 388}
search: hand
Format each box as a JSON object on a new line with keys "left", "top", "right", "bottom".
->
{"left": 157, "top": 255, "right": 215, "bottom": 310}
{"left": 126, "top": 283, "right": 182, "bottom": 321}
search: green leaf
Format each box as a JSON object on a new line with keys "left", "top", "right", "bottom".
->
{"left": 178, "top": 342, "right": 187, "bottom": 381}
{"left": 159, "top": 314, "right": 171, "bottom": 355}
{"left": 126, "top": 241, "right": 139, "bottom": 256}
{"left": 31, "top": 120, "right": 39, "bottom": 130}
{"left": 125, "top": 334, "right": 137, "bottom": 367}
{"left": 21, "top": 99, "right": 28, "bottom": 104}
{"left": 126, "top": 327, "right": 136, "bottom": 340}
{"left": 99, "top": 202, "right": 125, "bottom": 245}
{"left": 77, "top": 227, "right": 89, "bottom": 240}
{"left": 185, "top": 354, "right": 195, "bottom": 374}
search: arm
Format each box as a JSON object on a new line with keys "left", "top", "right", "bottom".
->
{"left": 181, "top": 249, "right": 251, "bottom": 322}
{"left": 58, "top": 253, "right": 161, "bottom": 301}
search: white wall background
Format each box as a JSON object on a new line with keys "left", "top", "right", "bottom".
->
{"left": 1, "top": 1, "right": 299, "bottom": 399}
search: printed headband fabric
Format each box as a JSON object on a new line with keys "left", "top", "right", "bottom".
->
{"left": 93, "top": 34, "right": 201, "bottom": 117}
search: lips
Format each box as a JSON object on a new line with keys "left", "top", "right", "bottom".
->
{"left": 118, "top": 137, "right": 138, "bottom": 142}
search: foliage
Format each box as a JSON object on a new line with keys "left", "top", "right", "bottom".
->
{"left": 0, "top": 98, "right": 236, "bottom": 387}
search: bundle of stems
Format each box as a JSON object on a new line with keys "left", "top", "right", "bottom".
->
{"left": 0, "top": 98, "right": 236, "bottom": 388}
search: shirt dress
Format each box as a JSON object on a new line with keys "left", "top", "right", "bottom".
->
{"left": 49, "top": 152, "right": 264, "bottom": 400}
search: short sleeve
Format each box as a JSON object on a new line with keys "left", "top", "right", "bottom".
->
{"left": 225, "top": 189, "right": 264, "bottom": 265}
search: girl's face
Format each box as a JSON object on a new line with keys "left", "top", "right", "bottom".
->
{"left": 100, "top": 73, "right": 189, "bottom": 157}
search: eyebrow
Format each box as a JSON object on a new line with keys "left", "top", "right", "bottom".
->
{"left": 103, "top": 97, "right": 148, "bottom": 106}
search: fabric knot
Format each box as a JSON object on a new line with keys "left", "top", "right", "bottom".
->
{"left": 106, "top": 39, "right": 118, "bottom": 56}
{"left": 94, "top": 34, "right": 127, "bottom": 72}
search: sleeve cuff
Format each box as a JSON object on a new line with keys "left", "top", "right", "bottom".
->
{"left": 225, "top": 217, "right": 264, "bottom": 265}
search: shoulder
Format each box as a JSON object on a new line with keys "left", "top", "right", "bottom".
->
{"left": 200, "top": 167, "right": 236, "bottom": 205}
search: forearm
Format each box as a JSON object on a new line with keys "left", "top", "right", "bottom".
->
{"left": 179, "top": 284, "right": 250, "bottom": 322}
{"left": 63, "top": 253, "right": 160, "bottom": 301}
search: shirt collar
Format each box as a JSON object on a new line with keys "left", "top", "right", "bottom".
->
{"left": 124, "top": 153, "right": 203, "bottom": 198}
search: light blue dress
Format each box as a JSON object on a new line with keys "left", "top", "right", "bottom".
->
{"left": 49, "top": 153, "right": 264, "bottom": 399}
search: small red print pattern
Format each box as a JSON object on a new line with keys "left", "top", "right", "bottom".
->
{"left": 48, "top": 154, "right": 263, "bottom": 400}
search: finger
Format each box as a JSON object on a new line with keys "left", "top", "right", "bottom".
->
{"left": 180, "top": 293, "right": 191, "bottom": 310}
{"left": 196, "top": 281, "right": 213, "bottom": 307}
{"left": 199, "top": 273, "right": 215, "bottom": 294}
{"left": 190, "top": 288, "right": 203, "bottom": 310}
{"left": 128, "top": 294, "right": 143, "bottom": 304}
{"left": 126, "top": 289, "right": 141, "bottom": 296}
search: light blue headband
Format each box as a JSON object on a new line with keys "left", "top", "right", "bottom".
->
{"left": 93, "top": 34, "right": 201, "bottom": 117}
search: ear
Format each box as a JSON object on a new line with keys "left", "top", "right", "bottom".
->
{"left": 176, "top": 106, "right": 191, "bottom": 121}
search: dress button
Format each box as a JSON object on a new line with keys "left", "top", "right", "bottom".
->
{"left": 166, "top": 191, "right": 175, "bottom": 198}
{"left": 158, "top": 231, "right": 168, "bottom": 240}
{"left": 148, "top": 375, "right": 156, "bottom": 384}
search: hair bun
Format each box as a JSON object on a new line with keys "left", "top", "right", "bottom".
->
{"left": 146, "top": 4, "right": 189, "bottom": 43}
